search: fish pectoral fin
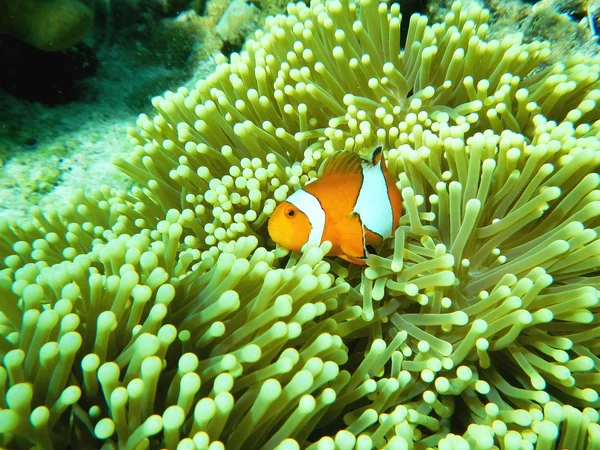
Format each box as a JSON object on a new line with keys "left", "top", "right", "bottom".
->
{"left": 338, "top": 254, "right": 367, "bottom": 265}
{"left": 336, "top": 213, "right": 367, "bottom": 259}
{"left": 340, "top": 239, "right": 365, "bottom": 260}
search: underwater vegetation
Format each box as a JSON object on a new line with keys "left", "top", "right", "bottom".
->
{"left": 1, "top": 0, "right": 600, "bottom": 448}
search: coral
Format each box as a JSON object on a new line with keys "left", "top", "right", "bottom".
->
{"left": 526, "top": 0, "right": 591, "bottom": 51}
{"left": 482, "top": 0, "right": 600, "bottom": 64}
{"left": 1, "top": 0, "right": 600, "bottom": 448}
{"left": 0, "top": 0, "right": 93, "bottom": 51}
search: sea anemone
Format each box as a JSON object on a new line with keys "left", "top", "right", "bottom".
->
{"left": 1, "top": 0, "right": 600, "bottom": 448}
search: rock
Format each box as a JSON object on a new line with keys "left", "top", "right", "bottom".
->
{"left": 215, "top": 0, "right": 259, "bottom": 46}
{"left": 0, "top": 0, "right": 94, "bottom": 51}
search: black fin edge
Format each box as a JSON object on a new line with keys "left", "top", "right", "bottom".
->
{"left": 371, "top": 146, "right": 383, "bottom": 165}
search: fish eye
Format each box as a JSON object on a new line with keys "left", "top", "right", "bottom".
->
{"left": 285, "top": 207, "right": 296, "bottom": 218}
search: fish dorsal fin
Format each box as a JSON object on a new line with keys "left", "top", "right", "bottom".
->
{"left": 371, "top": 146, "right": 383, "bottom": 165}
{"left": 318, "top": 146, "right": 385, "bottom": 177}
{"left": 318, "top": 151, "right": 365, "bottom": 177}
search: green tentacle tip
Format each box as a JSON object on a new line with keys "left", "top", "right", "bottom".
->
{"left": 163, "top": 405, "right": 186, "bottom": 429}
{"left": 0, "top": 410, "right": 21, "bottom": 433}
{"left": 94, "top": 418, "right": 116, "bottom": 440}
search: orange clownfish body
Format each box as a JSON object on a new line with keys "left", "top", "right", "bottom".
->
{"left": 268, "top": 147, "right": 402, "bottom": 265}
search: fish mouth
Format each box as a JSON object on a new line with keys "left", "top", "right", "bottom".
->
{"left": 268, "top": 220, "right": 300, "bottom": 252}
{"left": 267, "top": 218, "right": 285, "bottom": 247}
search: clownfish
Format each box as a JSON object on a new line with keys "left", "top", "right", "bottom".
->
{"left": 268, "top": 146, "right": 402, "bottom": 265}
